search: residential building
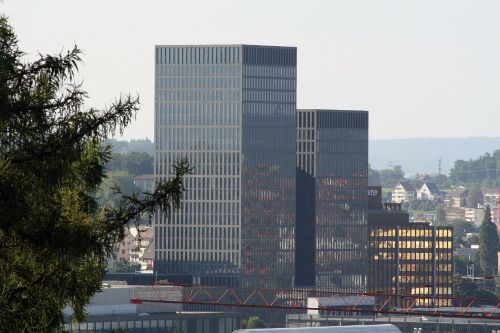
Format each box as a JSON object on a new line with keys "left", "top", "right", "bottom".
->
{"left": 464, "top": 207, "right": 485, "bottom": 226}
{"left": 142, "top": 240, "right": 155, "bottom": 272}
{"left": 417, "top": 182, "right": 442, "bottom": 201}
{"left": 444, "top": 188, "right": 468, "bottom": 208}
{"left": 444, "top": 207, "right": 465, "bottom": 221}
{"left": 391, "top": 182, "right": 415, "bottom": 203}
{"left": 133, "top": 174, "right": 155, "bottom": 193}
{"left": 483, "top": 189, "right": 500, "bottom": 228}
{"left": 154, "top": 45, "right": 297, "bottom": 288}
{"left": 119, "top": 228, "right": 154, "bottom": 271}
{"left": 296, "top": 109, "right": 368, "bottom": 292}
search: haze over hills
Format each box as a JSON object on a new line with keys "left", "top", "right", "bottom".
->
{"left": 109, "top": 137, "right": 500, "bottom": 177}
{"left": 370, "top": 137, "right": 500, "bottom": 176}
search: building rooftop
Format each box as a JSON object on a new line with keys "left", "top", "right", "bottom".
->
{"left": 445, "top": 188, "right": 468, "bottom": 197}
{"left": 422, "top": 182, "right": 440, "bottom": 194}
{"left": 398, "top": 181, "right": 415, "bottom": 192}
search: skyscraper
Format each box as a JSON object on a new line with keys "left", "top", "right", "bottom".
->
{"left": 154, "top": 45, "right": 297, "bottom": 288}
{"left": 296, "top": 109, "right": 369, "bottom": 292}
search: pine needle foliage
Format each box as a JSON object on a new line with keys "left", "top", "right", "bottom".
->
{"left": 0, "top": 16, "right": 191, "bottom": 331}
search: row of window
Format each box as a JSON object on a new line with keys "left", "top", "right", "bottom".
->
{"left": 316, "top": 142, "right": 369, "bottom": 155}
{"left": 371, "top": 240, "right": 452, "bottom": 249}
{"left": 242, "top": 46, "right": 296, "bottom": 66}
{"left": 159, "top": 237, "right": 240, "bottom": 253}
{"left": 157, "top": 102, "right": 241, "bottom": 127}
{"left": 242, "top": 90, "right": 296, "bottom": 103}
{"left": 243, "top": 77, "right": 295, "bottom": 90}
{"left": 156, "top": 104, "right": 296, "bottom": 128}
{"left": 156, "top": 64, "right": 241, "bottom": 77}
{"left": 65, "top": 317, "right": 239, "bottom": 333}
{"left": 399, "top": 263, "right": 452, "bottom": 272}
{"left": 156, "top": 46, "right": 242, "bottom": 65}
{"left": 157, "top": 89, "right": 241, "bottom": 103}
{"left": 158, "top": 214, "right": 239, "bottom": 229}
{"left": 157, "top": 77, "right": 241, "bottom": 89}
{"left": 370, "top": 228, "right": 452, "bottom": 238}
{"left": 372, "top": 252, "right": 452, "bottom": 260}
{"left": 158, "top": 153, "right": 240, "bottom": 176}
{"left": 396, "top": 274, "right": 453, "bottom": 284}
{"left": 243, "top": 103, "right": 295, "bottom": 117}
{"left": 243, "top": 64, "right": 296, "bottom": 77}
{"left": 409, "top": 287, "right": 453, "bottom": 295}
{"left": 317, "top": 110, "right": 368, "bottom": 129}
{"left": 157, "top": 226, "right": 240, "bottom": 248}
{"left": 161, "top": 251, "right": 239, "bottom": 267}
{"left": 156, "top": 46, "right": 297, "bottom": 67}
{"left": 158, "top": 202, "right": 240, "bottom": 225}
{"left": 157, "top": 128, "right": 241, "bottom": 152}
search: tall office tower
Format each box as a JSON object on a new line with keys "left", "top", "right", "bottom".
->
{"left": 296, "top": 109, "right": 369, "bottom": 292}
{"left": 155, "top": 45, "right": 297, "bottom": 288}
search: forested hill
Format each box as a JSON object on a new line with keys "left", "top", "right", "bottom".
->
{"left": 108, "top": 138, "right": 154, "bottom": 156}
{"left": 108, "top": 137, "right": 500, "bottom": 176}
{"left": 370, "top": 137, "right": 500, "bottom": 176}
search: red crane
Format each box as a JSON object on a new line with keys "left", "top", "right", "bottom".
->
{"left": 130, "top": 283, "right": 500, "bottom": 320}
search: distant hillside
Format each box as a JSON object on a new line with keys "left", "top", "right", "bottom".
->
{"left": 370, "top": 137, "right": 500, "bottom": 176}
{"left": 109, "top": 137, "right": 500, "bottom": 176}
{"left": 108, "top": 139, "right": 153, "bottom": 156}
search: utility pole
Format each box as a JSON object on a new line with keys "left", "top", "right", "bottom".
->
{"left": 438, "top": 158, "right": 442, "bottom": 176}
{"left": 387, "top": 161, "right": 393, "bottom": 169}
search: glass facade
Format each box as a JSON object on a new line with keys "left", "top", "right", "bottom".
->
{"left": 296, "top": 109, "right": 368, "bottom": 292}
{"left": 154, "top": 45, "right": 296, "bottom": 288}
{"left": 240, "top": 46, "right": 297, "bottom": 289}
{"left": 368, "top": 224, "right": 453, "bottom": 307}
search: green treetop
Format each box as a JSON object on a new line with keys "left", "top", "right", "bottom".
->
{"left": 477, "top": 206, "right": 499, "bottom": 276}
{"left": 0, "top": 16, "right": 190, "bottom": 331}
{"left": 242, "top": 316, "right": 266, "bottom": 329}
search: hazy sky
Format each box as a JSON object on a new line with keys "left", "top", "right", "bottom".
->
{"left": 3, "top": 0, "right": 500, "bottom": 140}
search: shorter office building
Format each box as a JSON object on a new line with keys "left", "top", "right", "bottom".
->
{"left": 391, "top": 182, "right": 416, "bottom": 203}
{"left": 367, "top": 197, "right": 453, "bottom": 308}
{"left": 368, "top": 221, "right": 453, "bottom": 307}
